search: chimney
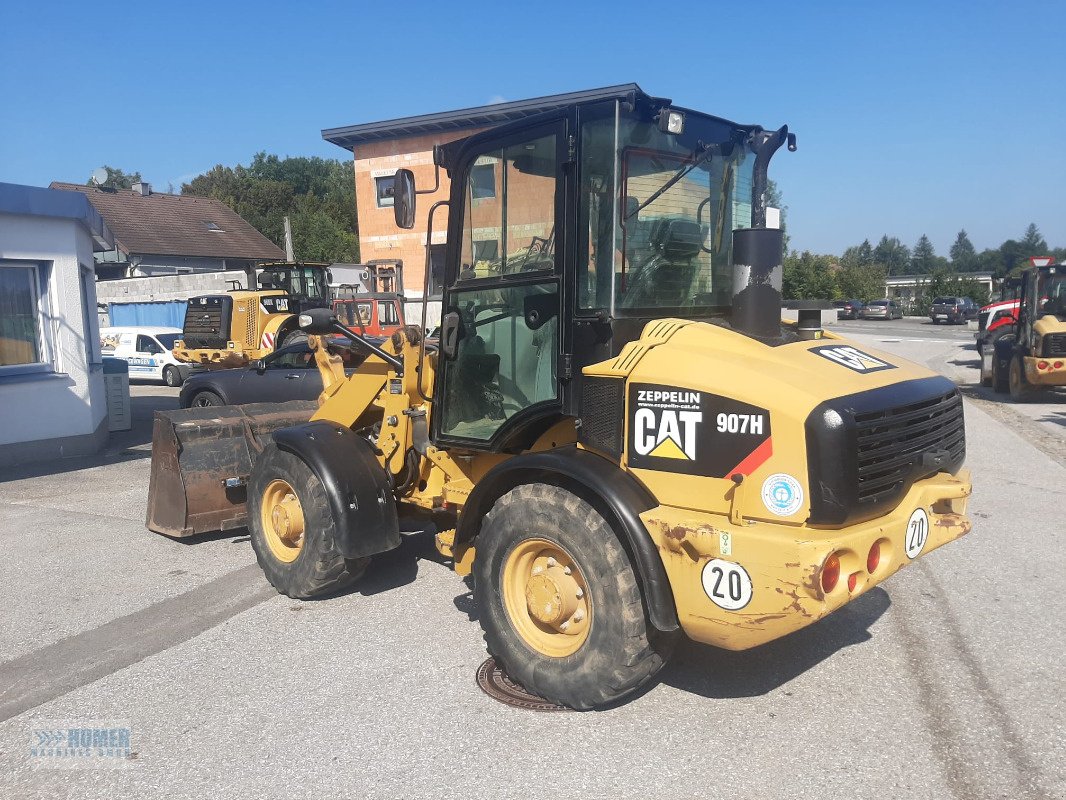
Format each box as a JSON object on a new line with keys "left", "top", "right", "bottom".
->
{"left": 133, "top": 182, "right": 151, "bottom": 196}
{"left": 730, "top": 227, "right": 784, "bottom": 339}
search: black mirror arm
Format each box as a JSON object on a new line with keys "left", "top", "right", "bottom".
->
{"left": 327, "top": 322, "right": 404, "bottom": 375}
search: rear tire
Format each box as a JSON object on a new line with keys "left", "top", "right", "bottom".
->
{"left": 474, "top": 483, "right": 674, "bottom": 710}
{"left": 163, "top": 365, "right": 183, "bottom": 387}
{"left": 249, "top": 444, "right": 368, "bottom": 599}
{"left": 279, "top": 330, "right": 309, "bottom": 350}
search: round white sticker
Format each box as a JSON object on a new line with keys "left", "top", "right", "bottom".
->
{"left": 905, "top": 508, "right": 930, "bottom": 559}
{"left": 701, "top": 559, "right": 753, "bottom": 610}
{"left": 761, "top": 473, "right": 804, "bottom": 516}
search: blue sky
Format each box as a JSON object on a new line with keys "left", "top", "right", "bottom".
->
{"left": 2, "top": 0, "right": 1062, "bottom": 256}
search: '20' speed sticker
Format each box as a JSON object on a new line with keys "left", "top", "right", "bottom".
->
{"left": 905, "top": 508, "right": 930, "bottom": 559}
{"left": 701, "top": 559, "right": 753, "bottom": 610}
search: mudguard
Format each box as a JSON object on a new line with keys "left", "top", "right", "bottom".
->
{"left": 454, "top": 446, "right": 679, "bottom": 633}
{"left": 273, "top": 421, "right": 400, "bottom": 560}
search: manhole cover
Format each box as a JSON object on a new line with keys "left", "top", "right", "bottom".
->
{"left": 475, "top": 657, "right": 571, "bottom": 712}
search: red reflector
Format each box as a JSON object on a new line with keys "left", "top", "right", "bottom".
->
{"left": 821, "top": 553, "right": 840, "bottom": 594}
{"left": 1038, "top": 361, "right": 1049, "bottom": 370}
{"left": 848, "top": 573, "right": 858, "bottom": 592}
{"left": 867, "top": 541, "right": 881, "bottom": 574}
{"left": 1055, "top": 362, "right": 1064, "bottom": 369}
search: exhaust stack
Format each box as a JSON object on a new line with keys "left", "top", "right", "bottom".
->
{"left": 731, "top": 227, "right": 784, "bottom": 339}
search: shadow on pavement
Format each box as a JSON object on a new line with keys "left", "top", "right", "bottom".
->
{"left": 652, "top": 587, "right": 892, "bottom": 701}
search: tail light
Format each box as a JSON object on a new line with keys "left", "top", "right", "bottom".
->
{"left": 821, "top": 553, "right": 840, "bottom": 594}
{"left": 1055, "top": 361, "right": 1064, "bottom": 369}
{"left": 1038, "top": 361, "right": 1049, "bottom": 370}
{"left": 867, "top": 541, "right": 881, "bottom": 573}
{"left": 847, "top": 573, "right": 858, "bottom": 592}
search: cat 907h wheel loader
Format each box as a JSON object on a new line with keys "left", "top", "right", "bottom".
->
{"left": 147, "top": 86, "right": 972, "bottom": 709}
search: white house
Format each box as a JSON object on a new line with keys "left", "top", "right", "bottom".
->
{"left": 0, "top": 183, "right": 115, "bottom": 466}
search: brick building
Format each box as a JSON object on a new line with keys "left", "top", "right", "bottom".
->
{"left": 321, "top": 84, "right": 642, "bottom": 301}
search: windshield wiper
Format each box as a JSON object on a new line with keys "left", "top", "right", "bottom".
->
{"left": 624, "top": 141, "right": 718, "bottom": 222}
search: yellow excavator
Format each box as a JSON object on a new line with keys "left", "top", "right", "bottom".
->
{"left": 147, "top": 87, "right": 972, "bottom": 709}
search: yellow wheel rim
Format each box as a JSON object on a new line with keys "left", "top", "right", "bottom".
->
{"left": 502, "top": 538, "right": 591, "bottom": 658}
{"left": 260, "top": 479, "right": 305, "bottom": 563}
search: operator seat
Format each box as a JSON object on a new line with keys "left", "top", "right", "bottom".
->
{"left": 621, "top": 219, "right": 704, "bottom": 308}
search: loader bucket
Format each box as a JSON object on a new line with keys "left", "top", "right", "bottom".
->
{"left": 146, "top": 401, "right": 317, "bottom": 538}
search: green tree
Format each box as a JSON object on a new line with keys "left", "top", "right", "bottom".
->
{"left": 911, "top": 234, "right": 937, "bottom": 273}
{"left": 182, "top": 154, "right": 358, "bottom": 262}
{"left": 1019, "top": 223, "right": 1048, "bottom": 259}
{"left": 872, "top": 235, "right": 911, "bottom": 275}
{"left": 841, "top": 239, "right": 873, "bottom": 268}
{"left": 837, "top": 263, "right": 887, "bottom": 302}
{"left": 782, "top": 251, "right": 838, "bottom": 300}
{"left": 88, "top": 166, "right": 142, "bottom": 190}
{"left": 949, "top": 230, "right": 977, "bottom": 271}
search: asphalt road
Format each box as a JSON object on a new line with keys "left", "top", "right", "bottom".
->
{"left": 0, "top": 320, "right": 1063, "bottom": 800}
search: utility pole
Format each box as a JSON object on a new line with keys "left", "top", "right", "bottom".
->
{"left": 283, "top": 216, "right": 295, "bottom": 261}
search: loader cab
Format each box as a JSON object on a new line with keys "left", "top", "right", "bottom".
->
{"left": 402, "top": 91, "right": 766, "bottom": 451}
{"left": 1018, "top": 265, "right": 1066, "bottom": 349}
{"left": 255, "top": 263, "right": 332, "bottom": 313}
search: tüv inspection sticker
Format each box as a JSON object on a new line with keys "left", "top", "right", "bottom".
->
{"left": 761, "top": 473, "right": 804, "bottom": 516}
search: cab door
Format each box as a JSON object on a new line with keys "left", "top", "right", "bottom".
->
{"left": 434, "top": 119, "right": 566, "bottom": 450}
{"left": 133, "top": 334, "right": 165, "bottom": 379}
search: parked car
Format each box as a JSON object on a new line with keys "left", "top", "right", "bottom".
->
{"left": 861, "top": 299, "right": 903, "bottom": 320}
{"left": 99, "top": 326, "right": 191, "bottom": 387}
{"left": 835, "top": 299, "right": 866, "bottom": 320}
{"left": 179, "top": 340, "right": 363, "bottom": 408}
{"left": 930, "top": 296, "right": 978, "bottom": 325}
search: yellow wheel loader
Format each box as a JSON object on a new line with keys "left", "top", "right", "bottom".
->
{"left": 147, "top": 88, "right": 972, "bottom": 709}
{"left": 989, "top": 260, "right": 1066, "bottom": 399}
{"left": 171, "top": 262, "right": 332, "bottom": 369}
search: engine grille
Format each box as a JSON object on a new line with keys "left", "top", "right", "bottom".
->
{"left": 578, "top": 377, "right": 624, "bottom": 459}
{"left": 1042, "top": 333, "right": 1066, "bottom": 358}
{"left": 805, "top": 376, "right": 966, "bottom": 526}
{"left": 182, "top": 296, "right": 231, "bottom": 349}
{"left": 853, "top": 389, "right": 965, "bottom": 503}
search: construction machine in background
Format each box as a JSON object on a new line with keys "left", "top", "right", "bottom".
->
{"left": 172, "top": 262, "right": 332, "bottom": 369}
{"left": 331, "top": 260, "right": 408, "bottom": 338}
{"left": 147, "top": 86, "right": 972, "bottom": 709}
{"left": 986, "top": 259, "right": 1066, "bottom": 398}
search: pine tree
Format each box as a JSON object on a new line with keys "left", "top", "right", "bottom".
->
{"left": 949, "top": 230, "right": 977, "bottom": 271}
{"left": 911, "top": 234, "right": 937, "bottom": 273}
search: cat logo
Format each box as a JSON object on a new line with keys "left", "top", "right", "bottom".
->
{"left": 628, "top": 384, "right": 773, "bottom": 477}
{"left": 633, "top": 406, "right": 702, "bottom": 460}
{"left": 810, "top": 345, "right": 896, "bottom": 374}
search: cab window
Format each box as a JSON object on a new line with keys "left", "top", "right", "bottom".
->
{"left": 137, "top": 335, "right": 163, "bottom": 354}
{"left": 458, "top": 133, "right": 557, "bottom": 281}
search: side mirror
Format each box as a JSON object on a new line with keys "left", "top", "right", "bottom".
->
{"left": 298, "top": 307, "right": 339, "bottom": 334}
{"left": 253, "top": 359, "right": 267, "bottom": 373}
{"left": 393, "top": 169, "right": 416, "bottom": 229}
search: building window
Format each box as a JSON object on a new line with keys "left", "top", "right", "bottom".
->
{"left": 80, "top": 265, "right": 100, "bottom": 364}
{"left": 470, "top": 163, "right": 496, "bottom": 199}
{"left": 0, "top": 261, "right": 51, "bottom": 373}
{"left": 375, "top": 175, "right": 396, "bottom": 208}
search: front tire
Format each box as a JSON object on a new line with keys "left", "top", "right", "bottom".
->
{"left": 474, "top": 483, "right": 673, "bottom": 710}
{"left": 1008, "top": 355, "right": 1029, "bottom": 401}
{"left": 249, "top": 444, "right": 368, "bottom": 599}
{"left": 189, "top": 390, "right": 223, "bottom": 408}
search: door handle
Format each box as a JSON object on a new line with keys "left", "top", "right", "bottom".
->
{"left": 441, "top": 311, "right": 461, "bottom": 359}
{"left": 285, "top": 373, "right": 303, "bottom": 379}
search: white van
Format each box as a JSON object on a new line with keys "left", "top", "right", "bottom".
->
{"left": 99, "top": 326, "right": 191, "bottom": 387}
